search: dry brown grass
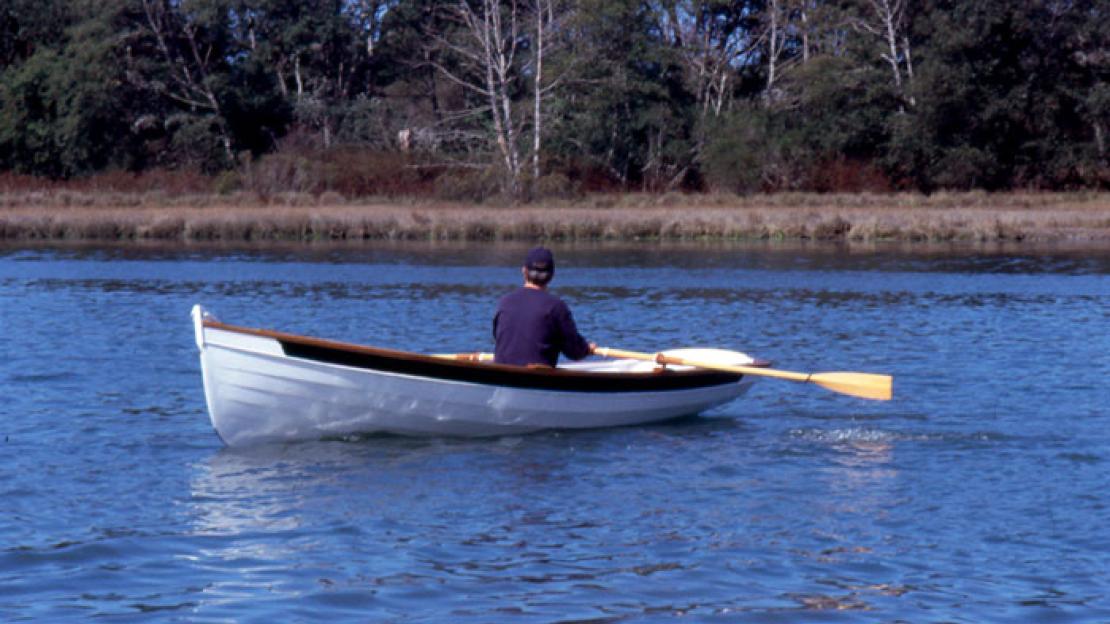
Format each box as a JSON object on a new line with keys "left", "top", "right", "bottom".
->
{"left": 1, "top": 191, "right": 1107, "bottom": 243}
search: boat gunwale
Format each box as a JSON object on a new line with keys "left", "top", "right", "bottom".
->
{"left": 202, "top": 319, "right": 756, "bottom": 393}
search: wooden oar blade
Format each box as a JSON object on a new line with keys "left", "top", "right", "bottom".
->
{"left": 809, "top": 372, "right": 893, "bottom": 401}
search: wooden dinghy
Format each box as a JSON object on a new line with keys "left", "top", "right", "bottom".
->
{"left": 191, "top": 305, "right": 759, "bottom": 446}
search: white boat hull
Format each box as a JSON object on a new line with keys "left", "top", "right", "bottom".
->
{"left": 192, "top": 305, "right": 756, "bottom": 446}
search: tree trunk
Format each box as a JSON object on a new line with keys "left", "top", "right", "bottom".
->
{"left": 766, "top": 0, "right": 779, "bottom": 101}
{"left": 902, "top": 34, "right": 915, "bottom": 106}
{"left": 476, "top": 0, "right": 521, "bottom": 196}
{"left": 762, "top": 0, "right": 791, "bottom": 106}
{"left": 801, "top": 2, "right": 810, "bottom": 63}
{"left": 532, "top": 0, "right": 547, "bottom": 186}
{"left": 882, "top": 6, "right": 902, "bottom": 90}
{"left": 294, "top": 55, "right": 304, "bottom": 98}
{"left": 862, "top": 0, "right": 913, "bottom": 110}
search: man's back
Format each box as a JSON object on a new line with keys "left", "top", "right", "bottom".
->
{"left": 493, "top": 287, "right": 591, "bottom": 367}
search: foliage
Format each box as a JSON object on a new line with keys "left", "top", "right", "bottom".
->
{"left": 0, "top": 5, "right": 143, "bottom": 176}
{"left": 0, "top": 0, "right": 1105, "bottom": 192}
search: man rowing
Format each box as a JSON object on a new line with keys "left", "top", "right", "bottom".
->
{"left": 493, "top": 247, "right": 595, "bottom": 367}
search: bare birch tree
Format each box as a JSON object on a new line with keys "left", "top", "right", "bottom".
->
{"left": 135, "top": 0, "right": 235, "bottom": 163}
{"left": 531, "top": 0, "right": 548, "bottom": 183}
{"left": 527, "top": 0, "right": 573, "bottom": 185}
{"left": 429, "top": 0, "right": 523, "bottom": 195}
{"left": 799, "top": 0, "right": 810, "bottom": 63}
{"left": 658, "top": 1, "right": 759, "bottom": 121}
{"left": 428, "top": 0, "right": 571, "bottom": 197}
{"left": 762, "top": 0, "right": 790, "bottom": 105}
{"left": 851, "top": 0, "right": 915, "bottom": 108}
{"left": 654, "top": 1, "right": 762, "bottom": 187}
{"left": 351, "top": 0, "right": 394, "bottom": 57}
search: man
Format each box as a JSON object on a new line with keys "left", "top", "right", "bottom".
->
{"left": 493, "top": 247, "right": 594, "bottom": 367}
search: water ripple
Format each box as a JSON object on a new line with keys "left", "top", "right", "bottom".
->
{"left": 1, "top": 244, "right": 1108, "bottom": 621}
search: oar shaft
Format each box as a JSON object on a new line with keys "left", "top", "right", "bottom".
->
{"left": 594, "top": 346, "right": 893, "bottom": 401}
{"left": 595, "top": 347, "right": 809, "bottom": 382}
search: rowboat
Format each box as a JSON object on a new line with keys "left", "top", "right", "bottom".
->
{"left": 191, "top": 305, "right": 760, "bottom": 446}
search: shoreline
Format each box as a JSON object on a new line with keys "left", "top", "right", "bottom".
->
{"left": 2, "top": 192, "right": 1108, "bottom": 244}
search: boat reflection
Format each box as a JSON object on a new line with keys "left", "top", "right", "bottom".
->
{"left": 186, "top": 436, "right": 578, "bottom": 537}
{"left": 188, "top": 440, "right": 428, "bottom": 536}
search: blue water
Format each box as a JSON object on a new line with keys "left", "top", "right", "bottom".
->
{"left": 1, "top": 241, "right": 1108, "bottom": 622}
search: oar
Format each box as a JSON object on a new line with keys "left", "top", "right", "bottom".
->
{"left": 593, "top": 346, "right": 893, "bottom": 401}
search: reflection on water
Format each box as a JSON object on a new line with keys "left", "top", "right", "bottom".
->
{"left": 3, "top": 238, "right": 1110, "bottom": 274}
{"left": 23, "top": 276, "right": 1104, "bottom": 311}
{"left": 190, "top": 449, "right": 313, "bottom": 535}
{"left": 1, "top": 242, "right": 1108, "bottom": 621}
{"left": 183, "top": 436, "right": 627, "bottom": 618}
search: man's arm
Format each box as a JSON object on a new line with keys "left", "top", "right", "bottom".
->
{"left": 554, "top": 302, "right": 592, "bottom": 361}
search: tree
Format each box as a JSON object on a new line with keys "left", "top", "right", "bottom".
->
{"left": 0, "top": 0, "right": 1104, "bottom": 191}
{"left": 655, "top": 0, "right": 761, "bottom": 165}
{"left": 848, "top": 0, "right": 916, "bottom": 109}
{"left": 229, "top": 0, "right": 382, "bottom": 148}
{"left": 423, "top": 0, "right": 573, "bottom": 197}
{"left": 553, "top": 0, "right": 697, "bottom": 190}
{"left": 889, "top": 0, "right": 1108, "bottom": 189}
{"left": 0, "top": 3, "right": 145, "bottom": 177}
{"left": 430, "top": 0, "right": 526, "bottom": 195}
{"left": 130, "top": 0, "right": 238, "bottom": 164}
{"left": 0, "top": 0, "right": 70, "bottom": 70}
{"left": 528, "top": 0, "right": 572, "bottom": 184}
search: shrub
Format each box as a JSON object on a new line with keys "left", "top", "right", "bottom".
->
{"left": 702, "top": 108, "right": 775, "bottom": 194}
{"left": 807, "top": 159, "right": 892, "bottom": 193}
{"left": 323, "top": 148, "right": 432, "bottom": 197}
{"left": 238, "top": 142, "right": 434, "bottom": 198}
{"left": 532, "top": 173, "right": 583, "bottom": 200}
{"left": 214, "top": 171, "right": 240, "bottom": 195}
{"left": 434, "top": 169, "right": 502, "bottom": 202}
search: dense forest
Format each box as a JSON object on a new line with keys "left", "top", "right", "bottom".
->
{"left": 0, "top": 0, "right": 1106, "bottom": 198}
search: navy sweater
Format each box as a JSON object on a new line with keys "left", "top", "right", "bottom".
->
{"left": 493, "top": 287, "right": 591, "bottom": 367}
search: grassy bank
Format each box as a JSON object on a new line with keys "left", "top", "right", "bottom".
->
{"left": 1, "top": 191, "right": 1108, "bottom": 243}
